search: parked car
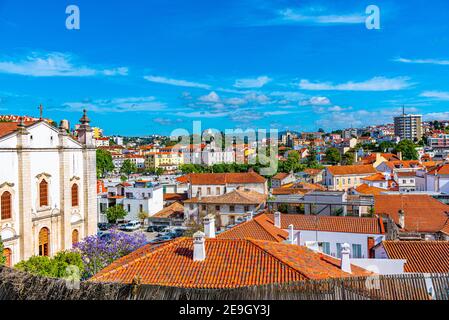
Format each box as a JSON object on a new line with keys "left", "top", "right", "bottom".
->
{"left": 120, "top": 221, "right": 141, "bottom": 232}
{"left": 150, "top": 235, "right": 173, "bottom": 243}
{"left": 146, "top": 225, "right": 168, "bottom": 233}
{"left": 98, "top": 223, "right": 112, "bottom": 231}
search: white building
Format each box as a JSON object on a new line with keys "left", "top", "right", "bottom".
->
{"left": 177, "top": 172, "right": 268, "bottom": 199}
{"left": 0, "top": 112, "right": 97, "bottom": 267}
{"left": 268, "top": 213, "right": 386, "bottom": 259}
{"left": 98, "top": 180, "right": 163, "bottom": 222}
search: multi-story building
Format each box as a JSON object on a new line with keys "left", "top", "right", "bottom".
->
{"left": 0, "top": 111, "right": 97, "bottom": 267}
{"left": 428, "top": 133, "right": 449, "bottom": 149}
{"left": 394, "top": 113, "right": 423, "bottom": 141}
{"left": 324, "top": 165, "right": 378, "bottom": 191}
{"left": 177, "top": 172, "right": 268, "bottom": 198}
{"left": 94, "top": 137, "right": 110, "bottom": 148}
{"left": 98, "top": 180, "right": 163, "bottom": 222}
{"left": 145, "top": 152, "right": 184, "bottom": 173}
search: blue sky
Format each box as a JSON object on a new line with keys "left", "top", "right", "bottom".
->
{"left": 0, "top": 0, "right": 449, "bottom": 136}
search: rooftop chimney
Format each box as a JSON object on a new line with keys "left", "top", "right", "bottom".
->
{"left": 288, "top": 224, "right": 295, "bottom": 244}
{"left": 193, "top": 231, "right": 206, "bottom": 262}
{"left": 398, "top": 209, "right": 405, "bottom": 229}
{"left": 274, "top": 211, "right": 281, "bottom": 228}
{"left": 340, "top": 243, "right": 352, "bottom": 274}
{"left": 203, "top": 214, "right": 216, "bottom": 239}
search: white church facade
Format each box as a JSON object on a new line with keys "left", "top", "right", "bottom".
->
{"left": 0, "top": 111, "right": 97, "bottom": 267}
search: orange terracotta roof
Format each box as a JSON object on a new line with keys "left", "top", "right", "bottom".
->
{"left": 327, "top": 165, "right": 377, "bottom": 176}
{"left": 185, "top": 189, "right": 267, "bottom": 205}
{"left": 361, "top": 153, "right": 400, "bottom": 164}
{"left": 265, "top": 214, "right": 385, "bottom": 235}
{"left": 0, "top": 121, "right": 36, "bottom": 138}
{"left": 176, "top": 172, "right": 266, "bottom": 185}
{"left": 362, "top": 173, "right": 388, "bottom": 181}
{"left": 303, "top": 168, "right": 323, "bottom": 176}
{"left": 382, "top": 241, "right": 449, "bottom": 273}
{"left": 163, "top": 193, "right": 188, "bottom": 202}
{"left": 428, "top": 163, "right": 449, "bottom": 175}
{"left": 153, "top": 202, "right": 184, "bottom": 218}
{"left": 355, "top": 184, "right": 386, "bottom": 196}
{"left": 383, "top": 160, "right": 422, "bottom": 170}
{"left": 217, "top": 214, "right": 288, "bottom": 242}
{"left": 272, "top": 188, "right": 307, "bottom": 195}
{"left": 90, "top": 238, "right": 370, "bottom": 288}
{"left": 272, "top": 172, "right": 290, "bottom": 180}
{"left": 374, "top": 195, "right": 449, "bottom": 233}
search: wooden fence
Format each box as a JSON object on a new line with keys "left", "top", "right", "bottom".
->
{"left": 1, "top": 267, "right": 448, "bottom": 300}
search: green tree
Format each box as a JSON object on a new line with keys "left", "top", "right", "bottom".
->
{"left": 0, "top": 236, "right": 6, "bottom": 266}
{"left": 341, "top": 152, "right": 355, "bottom": 165}
{"left": 15, "top": 251, "right": 84, "bottom": 278}
{"left": 325, "top": 148, "right": 342, "bottom": 165}
{"left": 106, "top": 205, "right": 127, "bottom": 223}
{"left": 138, "top": 211, "right": 149, "bottom": 224}
{"left": 15, "top": 256, "right": 58, "bottom": 277}
{"left": 395, "top": 140, "right": 419, "bottom": 160}
{"left": 378, "top": 141, "right": 396, "bottom": 152}
{"left": 305, "top": 147, "right": 319, "bottom": 168}
{"left": 120, "top": 159, "right": 137, "bottom": 176}
{"left": 96, "top": 149, "right": 114, "bottom": 178}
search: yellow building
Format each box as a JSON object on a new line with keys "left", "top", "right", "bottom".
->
{"left": 92, "top": 127, "right": 103, "bottom": 139}
{"left": 145, "top": 152, "right": 184, "bottom": 172}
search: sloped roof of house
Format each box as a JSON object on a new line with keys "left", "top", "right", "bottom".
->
{"left": 176, "top": 172, "right": 266, "bottom": 185}
{"left": 217, "top": 214, "right": 288, "bottom": 242}
{"left": 303, "top": 168, "right": 324, "bottom": 176}
{"left": 0, "top": 121, "right": 37, "bottom": 138}
{"left": 327, "top": 165, "right": 377, "bottom": 176}
{"left": 428, "top": 163, "right": 449, "bottom": 175}
{"left": 374, "top": 195, "right": 449, "bottom": 233}
{"left": 272, "top": 172, "right": 291, "bottom": 180}
{"left": 355, "top": 184, "right": 386, "bottom": 196}
{"left": 382, "top": 160, "right": 421, "bottom": 170}
{"left": 361, "top": 153, "right": 400, "bottom": 164}
{"left": 153, "top": 202, "right": 184, "bottom": 218}
{"left": 265, "top": 214, "right": 385, "bottom": 235}
{"left": 381, "top": 241, "right": 449, "bottom": 273}
{"left": 90, "top": 238, "right": 371, "bottom": 288}
{"left": 163, "top": 193, "right": 188, "bottom": 202}
{"left": 184, "top": 189, "right": 267, "bottom": 205}
{"left": 362, "top": 173, "right": 388, "bottom": 181}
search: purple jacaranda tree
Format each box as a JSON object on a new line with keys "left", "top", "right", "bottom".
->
{"left": 74, "top": 229, "right": 147, "bottom": 279}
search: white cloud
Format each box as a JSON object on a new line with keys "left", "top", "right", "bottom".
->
{"left": 199, "top": 91, "right": 221, "bottom": 103}
{"left": 420, "top": 91, "right": 449, "bottom": 101}
{"left": 144, "top": 75, "right": 211, "bottom": 89}
{"left": 59, "top": 96, "right": 166, "bottom": 113}
{"left": 424, "top": 112, "right": 449, "bottom": 121}
{"left": 153, "top": 118, "right": 183, "bottom": 125}
{"left": 234, "top": 76, "right": 272, "bottom": 88}
{"left": 279, "top": 8, "right": 365, "bottom": 25}
{"left": 300, "top": 96, "right": 331, "bottom": 106}
{"left": 174, "top": 111, "right": 228, "bottom": 118}
{"left": 0, "top": 52, "right": 128, "bottom": 77}
{"left": 299, "top": 77, "right": 413, "bottom": 91}
{"left": 394, "top": 57, "right": 449, "bottom": 66}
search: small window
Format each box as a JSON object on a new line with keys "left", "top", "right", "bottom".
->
{"left": 71, "top": 184, "right": 79, "bottom": 207}
{"left": 202, "top": 205, "right": 206, "bottom": 211}
{"left": 215, "top": 205, "right": 220, "bottom": 211}
{"left": 127, "top": 204, "right": 131, "bottom": 212}
{"left": 352, "top": 244, "right": 363, "bottom": 258}
{"left": 207, "top": 187, "right": 211, "bottom": 195}
{"left": 230, "top": 205, "right": 235, "bottom": 212}
{"left": 216, "top": 187, "right": 220, "bottom": 194}
{"left": 39, "top": 180, "right": 49, "bottom": 207}
{"left": 1, "top": 191, "right": 12, "bottom": 220}
{"left": 139, "top": 204, "right": 143, "bottom": 212}
{"left": 244, "top": 206, "right": 250, "bottom": 212}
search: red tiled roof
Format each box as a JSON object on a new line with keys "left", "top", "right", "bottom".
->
{"left": 90, "top": 238, "right": 370, "bottom": 288}
{"left": 355, "top": 184, "right": 386, "bottom": 196}
{"left": 382, "top": 241, "right": 449, "bottom": 273}
{"left": 217, "top": 214, "right": 288, "bottom": 242}
{"left": 163, "top": 193, "right": 188, "bottom": 202}
{"left": 303, "top": 168, "right": 323, "bottom": 176}
{"left": 265, "top": 214, "right": 385, "bottom": 235}
{"left": 327, "top": 165, "right": 377, "bottom": 176}
{"left": 0, "top": 121, "right": 36, "bottom": 138}
{"left": 272, "top": 172, "right": 290, "bottom": 180}
{"left": 428, "top": 164, "right": 449, "bottom": 175}
{"left": 362, "top": 173, "right": 388, "bottom": 181}
{"left": 176, "top": 172, "right": 266, "bottom": 185}
{"left": 185, "top": 189, "right": 267, "bottom": 205}
{"left": 383, "top": 160, "right": 421, "bottom": 170}
{"left": 153, "top": 202, "right": 184, "bottom": 218}
{"left": 374, "top": 195, "right": 449, "bottom": 233}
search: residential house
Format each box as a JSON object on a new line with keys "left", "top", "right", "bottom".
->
{"left": 177, "top": 172, "right": 268, "bottom": 198}
{"left": 184, "top": 188, "right": 267, "bottom": 227}
{"left": 98, "top": 180, "right": 163, "bottom": 223}
{"left": 271, "top": 172, "right": 296, "bottom": 188}
{"left": 325, "top": 165, "right": 378, "bottom": 191}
